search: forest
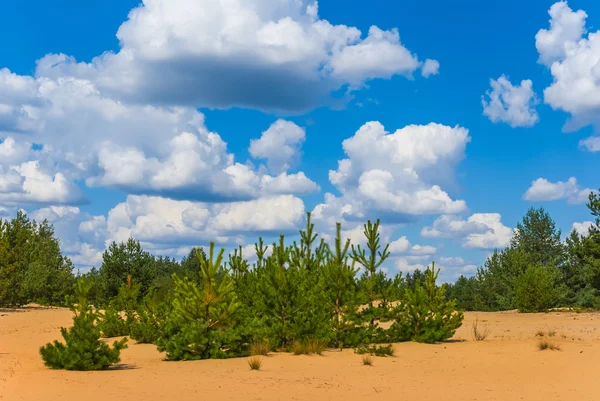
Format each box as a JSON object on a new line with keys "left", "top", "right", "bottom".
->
{"left": 1, "top": 190, "right": 599, "bottom": 370}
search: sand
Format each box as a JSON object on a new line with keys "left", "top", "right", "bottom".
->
{"left": 2, "top": 307, "right": 600, "bottom": 401}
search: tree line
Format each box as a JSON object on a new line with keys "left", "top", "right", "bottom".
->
{"left": 1, "top": 191, "right": 599, "bottom": 370}
{"left": 447, "top": 192, "right": 600, "bottom": 312}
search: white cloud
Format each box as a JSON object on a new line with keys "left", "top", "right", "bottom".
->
{"left": 312, "top": 121, "right": 469, "bottom": 225}
{"left": 35, "top": 0, "right": 438, "bottom": 112}
{"left": 579, "top": 136, "right": 600, "bottom": 152}
{"left": 421, "top": 213, "right": 513, "bottom": 249}
{"left": 524, "top": 177, "right": 592, "bottom": 204}
{"left": 572, "top": 221, "right": 593, "bottom": 236}
{"left": 249, "top": 119, "right": 306, "bottom": 173}
{"left": 535, "top": 2, "right": 600, "bottom": 131}
{"left": 0, "top": 73, "right": 318, "bottom": 204}
{"left": 536, "top": 2, "right": 587, "bottom": 67}
{"left": 421, "top": 59, "right": 440, "bottom": 78}
{"left": 482, "top": 75, "right": 539, "bottom": 128}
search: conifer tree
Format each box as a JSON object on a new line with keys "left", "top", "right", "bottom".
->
{"left": 351, "top": 219, "right": 390, "bottom": 319}
{"left": 393, "top": 263, "right": 464, "bottom": 343}
{"left": 321, "top": 223, "right": 359, "bottom": 348}
{"left": 157, "top": 243, "right": 244, "bottom": 360}
{"left": 40, "top": 278, "right": 128, "bottom": 370}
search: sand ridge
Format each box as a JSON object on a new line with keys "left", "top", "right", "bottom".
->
{"left": 1, "top": 307, "right": 600, "bottom": 401}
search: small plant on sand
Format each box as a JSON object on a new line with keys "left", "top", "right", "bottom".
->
{"left": 535, "top": 330, "right": 545, "bottom": 337}
{"left": 548, "top": 329, "right": 556, "bottom": 337}
{"left": 355, "top": 344, "right": 395, "bottom": 357}
{"left": 290, "top": 338, "right": 328, "bottom": 355}
{"left": 247, "top": 355, "right": 263, "bottom": 370}
{"left": 249, "top": 339, "right": 271, "bottom": 356}
{"left": 39, "top": 278, "right": 128, "bottom": 371}
{"left": 362, "top": 355, "right": 374, "bottom": 366}
{"left": 472, "top": 317, "right": 491, "bottom": 341}
{"left": 538, "top": 340, "right": 561, "bottom": 351}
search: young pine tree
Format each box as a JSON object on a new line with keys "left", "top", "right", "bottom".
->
{"left": 39, "top": 278, "right": 128, "bottom": 370}
{"left": 351, "top": 219, "right": 390, "bottom": 322}
{"left": 157, "top": 243, "right": 244, "bottom": 360}
{"left": 392, "top": 263, "right": 464, "bottom": 343}
{"left": 320, "top": 223, "right": 359, "bottom": 348}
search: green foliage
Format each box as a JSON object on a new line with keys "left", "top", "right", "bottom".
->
{"left": 97, "top": 275, "right": 141, "bottom": 337}
{"left": 514, "top": 265, "right": 564, "bottom": 313}
{"left": 0, "top": 211, "right": 75, "bottom": 307}
{"left": 351, "top": 219, "right": 391, "bottom": 312}
{"left": 156, "top": 243, "right": 245, "bottom": 360}
{"left": 392, "top": 264, "right": 464, "bottom": 343}
{"left": 39, "top": 278, "right": 128, "bottom": 370}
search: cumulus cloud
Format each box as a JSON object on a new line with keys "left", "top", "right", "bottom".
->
{"left": 421, "top": 213, "right": 513, "bottom": 249}
{"left": 482, "top": 75, "right": 539, "bottom": 128}
{"left": 524, "top": 177, "right": 592, "bottom": 204}
{"left": 0, "top": 73, "right": 318, "bottom": 203}
{"left": 535, "top": 2, "right": 600, "bottom": 131}
{"left": 35, "top": 0, "right": 438, "bottom": 112}
{"left": 249, "top": 119, "right": 306, "bottom": 173}
{"left": 572, "top": 221, "right": 593, "bottom": 236}
{"left": 312, "top": 121, "right": 469, "bottom": 226}
{"left": 0, "top": 137, "right": 86, "bottom": 206}
{"left": 421, "top": 59, "right": 440, "bottom": 78}
{"left": 26, "top": 194, "right": 308, "bottom": 270}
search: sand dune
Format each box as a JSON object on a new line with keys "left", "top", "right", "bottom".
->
{"left": 2, "top": 307, "right": 600, "bottom": 401}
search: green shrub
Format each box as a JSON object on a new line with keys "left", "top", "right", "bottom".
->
{"left": 515, "top": 265, "right": 562, "bottom": 313}
{"left": 39, "top": 278, "right": 128, "bottom": 370}
{"left": 97, "top": 305, "right": 129, "bottom": 338}
{"left": 391, "top": 264, "right": 463, "bottom": 343}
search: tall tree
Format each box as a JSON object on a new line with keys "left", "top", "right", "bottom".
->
{"left": 351, "top": 219, "right": 390, "bottom": 312}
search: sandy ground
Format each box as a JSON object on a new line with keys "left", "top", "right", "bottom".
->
{"left": 2, "top": 307, "right": 600, "bottom": 401}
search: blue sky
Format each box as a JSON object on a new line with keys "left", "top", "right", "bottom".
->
{"left": 0, "top": 0, "right": 598, "bottom": 281}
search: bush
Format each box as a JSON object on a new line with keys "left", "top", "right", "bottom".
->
{"left": 97, "top": 305, "right": 129, "bottom": 338}
{"left": 515, "top": 265, "right": 562, "bottom": 313}
{"left": 39, "top": 278, "right": 128, "bottom": 370}
{"left": 129, "top": 292, "right": 168, "bottom": 344}
{"left": 391, "top": 264, "right": 464, "bottom": 343}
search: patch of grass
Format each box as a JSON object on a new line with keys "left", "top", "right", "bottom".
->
{"left": 247, "top": 355, "right": 263, "bottom": 370}
{"left": 535, "top": 330, "right": 545, "bottom": 337}
{"left": 290, "top": 338, "right": 328, "bottom": 355}
{"left": 548, "top": 330, "right": 556, "bottom": 337}
{"left": 538, "top": 340, "right": 561, "bottom": 351}
{"left": 355, "top": 344, "right": 395, "bottom": 357}
{"left": 362, "top": 355, "right": 374, "bottom": 366}
{"left": 249, "top": 339, "right": 270, "bottom": 356}
{"left": 472, "top": 317, "right": 491, "bottom": 341}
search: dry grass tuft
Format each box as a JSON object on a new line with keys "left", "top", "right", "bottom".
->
{"left": 362, "top": 355, "right": 374, "bottom": 366}
{"left": 538, "top": 340, "right": 561, "bottom": 351}
{"left": 472, "top": 317, "right": 491, "bottom": 341}
{"left": 291, "top": 338, "right": 328, "bottom": 355}
{"left": 249, "top": 339, "right": 270, "bottom": 356}
{"left": 247, "top": 355, "right": 263, "bottom": 370}
{"left": 535, "top": 330, "right": 545, "bottom": 337}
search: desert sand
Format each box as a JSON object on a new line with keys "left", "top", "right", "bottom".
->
{"left": 1, "top": 307, "right": 600, "bottom": 401}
